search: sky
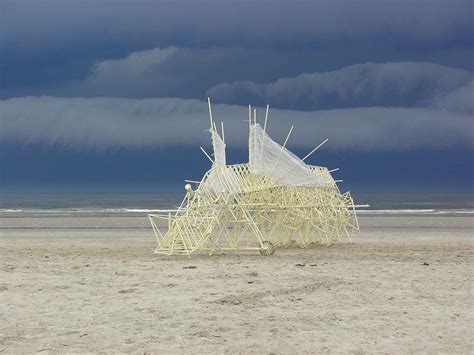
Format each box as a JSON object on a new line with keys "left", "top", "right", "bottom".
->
{"left": 1, "top": 0, "right": 473, "bottom": 192}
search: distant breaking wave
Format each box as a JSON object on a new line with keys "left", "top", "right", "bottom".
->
{"left": 357, "top": 209, "right": 474, "bottom": 215}
{"left": 357, "top": 209, "right": 436, "bottom": 214}
{"left": 0, "top": 208, "right": 179, "bottom": 214}
{"left": 1, "top": 208, "right": 473, "bottom": 215}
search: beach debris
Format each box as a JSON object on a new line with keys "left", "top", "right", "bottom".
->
{"left": 289, "top": 296, "right": 303, "bottom": 302}
{"left": 215, "top": 295, "right": 242, "bottom": 305}
{"left": 422, "top": 262, "right": 430, "bottom": 266}
{"left": 118, "top": 288, "right": 137, "bottom": 294}
{"left": 295, "top": 263, "right": 306, "bottom": 267}
{"left": 149, "top": 98, "right": 366, "bottom": 256}
{"left": 183, "top": 265, "right": 197, "bottom": 269}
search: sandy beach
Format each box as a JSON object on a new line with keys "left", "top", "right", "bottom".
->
{"left": 1, "top": 214, "right": 473, "bottom": 353}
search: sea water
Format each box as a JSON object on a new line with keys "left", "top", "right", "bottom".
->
{"left": 0, "top": 192, "right": 473, "bottom": 217}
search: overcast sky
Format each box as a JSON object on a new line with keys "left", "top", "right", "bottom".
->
{"left": 1, "top": 0, "right": 473, "bottom": 192}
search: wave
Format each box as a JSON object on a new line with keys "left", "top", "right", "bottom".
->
{"left": 119, "top": 208, "right": 178, "bottom": 213}
{"left": 1, "top": 208, "right": 473, "bottom": 215}
{"left": 357, "top": 209, "right": 435, "bottom": 214}
{"left": 0, "top": 208, "right": 179, "bottom": 214}
{"left": 358, "top": 209, "right": 474, "bottom": 215}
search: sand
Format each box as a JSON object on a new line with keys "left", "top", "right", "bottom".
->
{"left": 1, "top": 215, "right": 473, "bottom": 353}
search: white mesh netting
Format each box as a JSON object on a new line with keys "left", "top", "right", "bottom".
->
{"left": 249, "top": 124, "right": 328, "bottom": 186}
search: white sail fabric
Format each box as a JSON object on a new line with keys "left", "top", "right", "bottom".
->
{"left": 203, "top": 166, "right": 242, "bottom": 195}
{"left": 203, "top": 130, "right": 242, "bottom": 194}
{"left": 249, "top": 124, "right": 327, "bottom": 186}
{"left": 211, "top": 130, "right": 226, "bottom": 167}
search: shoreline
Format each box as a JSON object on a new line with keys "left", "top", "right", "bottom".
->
{"left": 1, "top": 214, "right": 473, "bottom": 229}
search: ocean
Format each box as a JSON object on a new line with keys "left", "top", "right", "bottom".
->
{"left": 0, "top": 192, "right": 473, "bottom": 217}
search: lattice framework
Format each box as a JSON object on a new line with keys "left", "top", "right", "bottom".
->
{"left": 149, "top": 99, "right": 365, "bottom": 256}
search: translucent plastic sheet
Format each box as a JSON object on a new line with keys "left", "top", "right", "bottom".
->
{"left": 249, "top": 124, "right": 327, "bottom": 186}
{"left": 202, "top": 166, "right": 242, "bottom": 195}
{"left": 203, "top": 130, "right": 242, "bottom": 194}
{"left": 211, "top": 130, "right": 226, "bottom": 167}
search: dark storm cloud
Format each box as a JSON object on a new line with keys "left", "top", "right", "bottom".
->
{"left": 207, "top": 62, "right": 473, "bottom": 110}
{"left": 1, "top": 96, "right": 472, "bottom": 151}
{"left": 51, "top": 50, "right": 473, "bottom": 110}
{"left": 1, "top": 0, "right": 473, "bottom": 99}
{"left": 2, "top": 0, "right": 472, "bottom": 49}
{"left": 4, "top": 44, "right": 473, "bottom": 100}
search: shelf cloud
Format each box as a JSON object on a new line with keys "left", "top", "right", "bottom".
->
{"left": 1, "top": 96, "right": 472, "bottom": 151}
{"left": 426, "top": 80, "right": 474, "bottom": 114}
{"left": 207, "top": 62, "right": 472, "bottom": 110}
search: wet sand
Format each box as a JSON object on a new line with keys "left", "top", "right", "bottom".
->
{"left": 1, "top": 215, "right": 473, "bottom": 353}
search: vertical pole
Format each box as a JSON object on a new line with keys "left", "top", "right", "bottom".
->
{"left": 221, "top": 121, "right": 226, "bottom": 164}
{"left": 264, "top": 104, "right": 269, "bottom": 133}
{"left": 259, "top": 104, "right": 270, "bottom": 169}
{"left": 248, "top": 105, "right": 252, "bottom": 130}
{"left": 207, "top": 97, "right": 214, "bottom": 130}
{"left": 221, "top": 122, "right": 225, "bottom": 144}
{"left": 248, "top": 105, "right": 252, "bottom": 166}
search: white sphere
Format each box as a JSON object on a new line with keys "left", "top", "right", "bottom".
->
{"left": 185, "top": 183, "right": 192, "bottom": 191}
